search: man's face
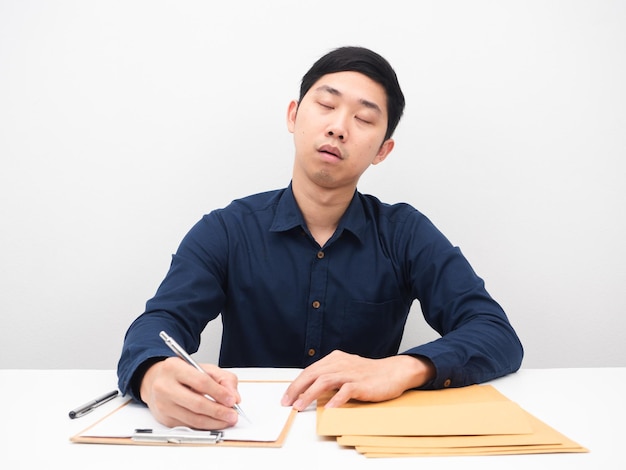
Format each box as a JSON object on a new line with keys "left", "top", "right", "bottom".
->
{"left": 287, "top": 71, "right": 394, "bottom": 190}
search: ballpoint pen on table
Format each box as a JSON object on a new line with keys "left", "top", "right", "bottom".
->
{"left": 69, "top": 389, "right": 119, "bottom": 419}
{"left": 159, "top": 330, "right": 251, "bottom": 423}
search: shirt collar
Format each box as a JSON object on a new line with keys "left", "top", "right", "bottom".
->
{"left": 270, "top": 183, "right": 367, "bottom": 244}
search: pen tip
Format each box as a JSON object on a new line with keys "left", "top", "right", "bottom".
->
{"left": 235, "top": 404, "right": 251, "bottom": 423}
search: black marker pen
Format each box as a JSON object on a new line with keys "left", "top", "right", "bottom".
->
{"left": 69, "top": 389, "right": 119, "bottom": 419}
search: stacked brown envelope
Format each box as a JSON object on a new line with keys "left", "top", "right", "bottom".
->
{"left": 316, "top": 384, "right": 588, "bottom": 458}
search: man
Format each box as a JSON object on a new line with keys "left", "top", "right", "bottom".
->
{"left": 117, "top": 46, "right": 523, "bottom": 430}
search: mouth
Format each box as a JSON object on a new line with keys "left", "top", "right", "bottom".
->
{"left": 318, "top": 144, "right": 342, "bottom": 160}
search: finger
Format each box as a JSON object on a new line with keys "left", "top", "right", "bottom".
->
{"left": 178, "top": 390, "right": 239, "bottom": 429}
{"left": 290, "top": 372, "right": 345, "bottom": 411}
{"left": 324, "top": 382, "right": 360, "bottom": 408}
{"left": 281, "top": 367, "right": 321, "bottom": 406}
{"left": 143, "top": 359, "right": 239, "bottom": 429}
{"left": 172, "top": 379, "right": 239, "bottom": 426}
{"left": 146, "top": 381, "right": 238, "bottom": 430}
{"left": 281, "top": 351, "right": 347, "bottom": 406}
{"left": 176, "top": 362, "right": 238, "bottom": 408}
{"left": 159, "top": 398, "right": 238, "bottom": 430}
{"left": 204, "top": 364, "right": 241, "bottom": 402}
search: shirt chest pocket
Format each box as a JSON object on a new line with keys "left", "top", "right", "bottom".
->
{"left": 338, "top": 298, "right": 407, "bottom": 358}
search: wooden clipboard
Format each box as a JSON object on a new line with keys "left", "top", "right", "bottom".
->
{"left": 71, "top": 380, "right": 297, "bottom": 448}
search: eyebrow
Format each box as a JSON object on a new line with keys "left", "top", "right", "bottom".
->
{"left": 314, "top": 84, "right": 383, "bottom": 114}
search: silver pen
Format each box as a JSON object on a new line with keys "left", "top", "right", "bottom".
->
{"left": 159, "top": 331, "right": 250, "bottom": 422}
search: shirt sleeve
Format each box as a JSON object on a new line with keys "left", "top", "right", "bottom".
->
{"left": 398, "top": 212, "right": 524, "bottom": 389}
{"left": 116, "top": 213, "right": 228, "bottom": 399}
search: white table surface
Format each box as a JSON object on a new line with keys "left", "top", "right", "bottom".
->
{"left": 1, "top": 367, "right": 624, "bottom": 469}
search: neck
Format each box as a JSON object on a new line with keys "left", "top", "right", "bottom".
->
{"left": 291, "top": 176, "right": 355, "bottom": 247}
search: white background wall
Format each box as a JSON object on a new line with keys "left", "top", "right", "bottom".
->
{"left": 1, "top": 0, "right": 624, "bottom": 370}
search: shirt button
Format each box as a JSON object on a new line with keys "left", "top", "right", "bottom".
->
{"left": 312, "top": 300, "right": 321, "bottom": 309}
{"left": 443, "top": 379, "right": 452, "bottom": 388}
{"left": 317, "top": 251, "right": 325, "bottom": 259}
{"left": 308, "top": 348, "right": 316, "bottom": 357}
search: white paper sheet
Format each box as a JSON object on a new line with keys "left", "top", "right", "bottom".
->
{"left": 80, "top": 381, "right": 293, "bottom": 442}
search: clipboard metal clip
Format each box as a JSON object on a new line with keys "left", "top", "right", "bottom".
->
{"left": 132, "top": 427, "right": 224, "bottom": 444}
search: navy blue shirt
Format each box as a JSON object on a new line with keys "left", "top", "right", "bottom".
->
{"left": 118, "top": 185, "right": 523, "bottom": 400}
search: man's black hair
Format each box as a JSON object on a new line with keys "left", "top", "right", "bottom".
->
{"left": 299, "top": 46, "right": 405, "bottom": 141}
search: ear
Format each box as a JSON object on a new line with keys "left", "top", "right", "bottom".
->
{"left": 286, "top": 100, "right": 298, "bottom": 133}
{"left": 372, "top": 138, "right": 395, "bottom": 165}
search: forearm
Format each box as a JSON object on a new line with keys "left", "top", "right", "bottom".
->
{"left": 117, "top": 302, "right": 211, "bottom": 399}
{"left": 403, "top": 316, "right": 524, "bottom": 389}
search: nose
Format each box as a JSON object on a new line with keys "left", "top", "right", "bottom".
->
{"left": 327, "top": 129, "right": 345, "bottom": 141}
{"left": 326, "top": 111, "right": 348, "bottom": 141}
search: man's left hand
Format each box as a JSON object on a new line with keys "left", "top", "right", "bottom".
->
{"left": 280, "top": 350, "right": 435, "bottom": 411}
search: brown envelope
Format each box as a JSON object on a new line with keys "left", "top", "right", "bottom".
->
{"left": 317, "top": 385, "right": 533, "bottom": 436}
{"left": 318, "top": 384, "right": 588, "bottom": 458}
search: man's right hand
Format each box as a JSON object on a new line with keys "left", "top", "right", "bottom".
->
{"left": 139, "top": 357, "right": 241, "bottom": 430}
